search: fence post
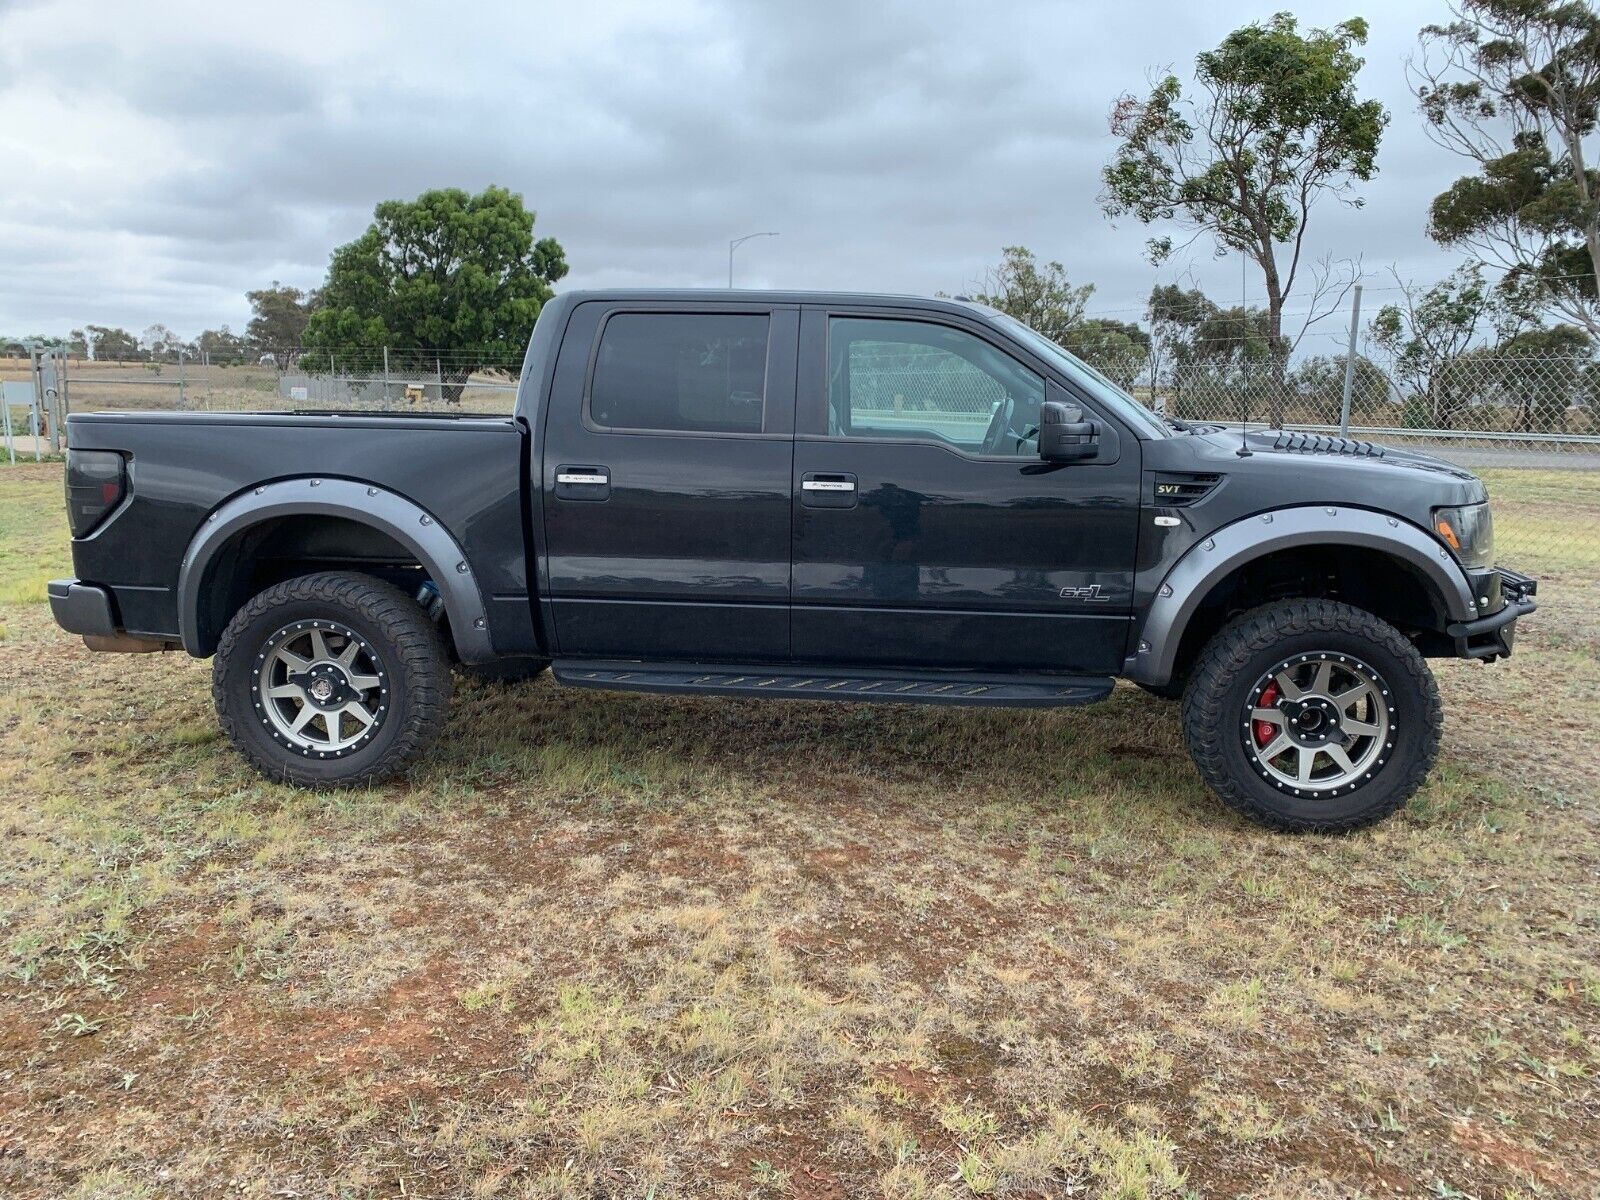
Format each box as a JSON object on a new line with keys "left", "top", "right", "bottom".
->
{"left": 435, "top": 356, "right": 443, "bottom": 403}
{"left": 29, "top": 385, "right": 42, "bottom": 462}
{"left": 55, "top": 349, "right": 69, "bottom": 441}
{"left": 177, "top": 351, "right": 187, "bottom": 410}
{"left": 383, "top": 345, "right": 391, "bottom": 405}
{"left": 1338, "top": 283, "right": 1363, "bottom": 438}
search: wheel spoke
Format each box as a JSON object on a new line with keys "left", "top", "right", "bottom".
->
{"left": 289, "top": 705, "right": 319, "bottom": 735}
{"left": 1309, "top": 659, "right": 1334, "bottom": 696}
{"left": 275, "top": 648, "right": 311, "bottom": 673}
{"left": 1296, "top": 747, "right": 1317, "bottom": 784}
{"left": 1273, "top": 670, "right": 1304, "bottom": 701}
{"left": 1333, "top": 682, "right": 1373, "bottom": 709}
{"left": 342, "top": 701, "right": 376, "bottom": 730}
{"left": 266, "top": 683, "right": 302, "bottom": 699}
{"left": 347, "top": 672, "right": 382, "bottom": 692}
{"left": 1250, "top": 707, "right": 1286, "bottom": 726}
{"left": 1325, "top": 744, "right": 1357, "bottom": 775}
{"left": 337, "top": 640, "right": 362, "bottom": 668}
{"left": 1343, "top": 718, "right": 1381, "bottom": 738}
{"left": 1259, "top": 732, "right": 1293, "bottom": 760}
{"left": 308, "top": 628, "right": 330, "bottom": 662}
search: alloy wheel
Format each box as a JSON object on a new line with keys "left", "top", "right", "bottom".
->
{"left": 252, "top": 619, "right": 389, "bottom": 759}
{"left": 1242, "top": 652, "right": 1394, "bottom": 797}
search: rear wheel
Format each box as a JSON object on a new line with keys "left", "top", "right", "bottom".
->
{"left": 213, "top": 572, "right": 451, "bottom": 787}
{"left": 1181, "top": 599, "right": 1440, "bottom": 832}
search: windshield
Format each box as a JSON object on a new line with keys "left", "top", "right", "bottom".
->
{"left": 991, "top": 314, "right": 1169, "bottom": 439}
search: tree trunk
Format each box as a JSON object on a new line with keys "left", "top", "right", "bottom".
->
{"left": 1266, "top": 293, "right": 1287, "bottom": 429}
{"left": 441, "top": 369, "right": 471, "bottom": 405}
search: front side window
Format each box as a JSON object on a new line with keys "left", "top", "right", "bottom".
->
{"left": 827, "top": 317, "right": 1044, "bottom": 456}
{"left": 590, "top": 313, "right": 769, "bottom": 434}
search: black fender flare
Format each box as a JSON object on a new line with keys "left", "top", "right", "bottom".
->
{"left": 1124, "top": 505, "right": 1477, "bottom": 686}
{"left": 176, "top": 477, "right": 494, "bottom": 663}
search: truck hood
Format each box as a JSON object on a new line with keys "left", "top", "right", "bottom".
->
{"left": 1157, "top": 426, "right": 1490, "bottom": 515}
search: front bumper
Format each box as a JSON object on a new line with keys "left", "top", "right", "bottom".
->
{"left": 1447, "top": 567, "right": 1538, "bottom": 661}
{"left": 48, "top": 578, "right": 118, "bottom": 637}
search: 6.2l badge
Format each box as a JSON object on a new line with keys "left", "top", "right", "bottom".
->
{"left": 1058, "top": 584, "right": 1111, "bottom": 602}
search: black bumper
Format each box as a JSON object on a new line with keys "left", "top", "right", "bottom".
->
{"left": 1447, "top": 568, "right": 1537, "bottom": 661}
{"left": 48, "top": 579, "right": 118, "bottom": 637}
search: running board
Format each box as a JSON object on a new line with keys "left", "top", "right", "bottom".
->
{"left": 551, "top": 660, "right": 1113, "bottom": 708}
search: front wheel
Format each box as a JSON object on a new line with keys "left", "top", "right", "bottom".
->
{"left": 213, "top": 572, "right": 451, "bottom": 787}
{"left": 1181, "top": 599, "right": 1441, "bottom": 832}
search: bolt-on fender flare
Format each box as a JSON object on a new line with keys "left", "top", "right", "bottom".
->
{"left": 1124, "top": 505, "right": 1476, "bottom": 686}
{"left": 176, "top": 477, "right": 494, "bottom": 663}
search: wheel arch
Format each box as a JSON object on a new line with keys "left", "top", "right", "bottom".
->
{"left": 178, "top": 478, "right": 494, "bottom": 663}
{"left": 1126, "top": 506, "right": 1476, "bottom": 687}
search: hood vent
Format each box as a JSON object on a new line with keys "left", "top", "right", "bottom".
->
{"left": 1268, "top": 432, "right": 1384, "bottom": 458}
{"left": 1153, "top": 472, "right": 1222, "bottom": 507}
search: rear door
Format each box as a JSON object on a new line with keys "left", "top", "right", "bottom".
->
{"left": 790, "top": 306, "right": 1142, "bottom": 674}
{"left": 540, "top": 300, "right": 798, "bottom": 661}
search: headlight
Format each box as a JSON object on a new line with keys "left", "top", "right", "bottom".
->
{"left": 1432, "top": 502, "right": 1495, "bottom": 569}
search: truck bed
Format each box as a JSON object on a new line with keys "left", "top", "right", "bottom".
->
{"left": 65, "top": 410, "right": 535, "bottom": 655}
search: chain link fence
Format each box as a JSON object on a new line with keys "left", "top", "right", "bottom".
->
{"left": 1149, "top": 356, "right": 1599, "bottom": 467}
{"left": 9, "top": 343, "right": 1596, "bottom": 575}
{"left": 18, "top": 353, "right": 520, "bottom": 418}
{"left": 1142, "top": 357, "right": 1599, "bottom": 574}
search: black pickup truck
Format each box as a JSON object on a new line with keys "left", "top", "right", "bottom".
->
{"left": 50, "top": 291, "right": 1537, "bottom": 831}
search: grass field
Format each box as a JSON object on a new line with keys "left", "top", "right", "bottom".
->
{"left": 0, "top": 461, "right": 1596, "bottom": 1199}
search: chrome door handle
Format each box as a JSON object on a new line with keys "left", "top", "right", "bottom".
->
{"left": 801, "top": 479, "right": 855, "bottom": 492}
{"left": 556, "top": 472, "right": 609, "bottom": 485}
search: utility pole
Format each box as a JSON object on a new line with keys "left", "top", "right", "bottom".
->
{"left": 728, "top": 231, "right": 779, "bottom": 287}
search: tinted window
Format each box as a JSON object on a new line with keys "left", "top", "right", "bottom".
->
{"left": 828, "top": 317, "right": 1044, "bottom": 456}
{"left": 590, "top": 313, "right": 769, "bottom": 434}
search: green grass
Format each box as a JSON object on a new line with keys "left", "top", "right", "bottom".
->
{"left": 0, "top": 464, "right": 70, "bottom": 603}
{"left": 1480, "top": 467, "right": 1600, "bottom": 572}
{"left": 0, "top": 463, "right": 1597, "bottom": 1199}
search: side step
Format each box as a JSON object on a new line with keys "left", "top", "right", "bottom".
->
{"left": 551, "top": 660, "right": 1113, "bottom": 708}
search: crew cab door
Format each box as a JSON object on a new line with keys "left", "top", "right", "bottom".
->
{"left": 539, "top": 300, "right": 798, "bottom": 660}
{"left": 790, "top": 307, "right": 1141, "bottom": 673}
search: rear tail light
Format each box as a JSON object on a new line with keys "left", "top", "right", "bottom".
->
{"left": 66, "top": 449, "right": 126, "bottom": 536}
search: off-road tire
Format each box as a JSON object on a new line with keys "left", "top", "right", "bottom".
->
{"left": 213, "top": 572, "right": 451, "bottom": 787}
{"left": 1181, "top": 599, "right": 1441, "bottom": 833}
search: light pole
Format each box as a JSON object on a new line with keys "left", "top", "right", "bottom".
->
{"left": 728, "top": 231, "right": 779, "bottom": 288}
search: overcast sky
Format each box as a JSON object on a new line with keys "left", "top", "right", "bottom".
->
{"left": 0, "top": 0, "right": 1471, "bottom": 347}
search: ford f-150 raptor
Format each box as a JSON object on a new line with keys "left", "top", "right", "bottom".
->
{"left": 49, "top": 291, "right": 1537, "bottom": 831}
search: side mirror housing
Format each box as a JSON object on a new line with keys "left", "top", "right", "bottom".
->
{"left": 1039, "top": 399, "right": 1099, "bottom": 462}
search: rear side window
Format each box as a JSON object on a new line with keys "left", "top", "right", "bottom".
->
{"left": 589, "top": 313, "right": 769, "bottom": 434}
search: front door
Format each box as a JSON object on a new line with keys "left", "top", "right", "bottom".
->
{"left": 540, "top": 301, "right": 798, "bottom": 661}
{"left": 790, "top": 308, "right": 1142, "bottom": 674}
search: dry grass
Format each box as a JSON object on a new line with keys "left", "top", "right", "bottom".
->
{"left": 1, "top": 461, "right": 1597, "bottom": 1199}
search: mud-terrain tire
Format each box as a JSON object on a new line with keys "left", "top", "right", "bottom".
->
{"left": 213, "top": 572, "right": 451, "bottom": 787}
{"left": 458, "top": 656, "right": 550, "bottom": 684}
{"left": 1181, "top": 599, "right": 1441, "bottom": 833}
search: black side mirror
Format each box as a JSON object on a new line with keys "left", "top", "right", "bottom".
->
{"left": 1039, "top": 399, "right": 1099, "bottom": 462}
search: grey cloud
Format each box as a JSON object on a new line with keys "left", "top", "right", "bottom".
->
{"left": 0, "top": 0, "right": 1467, "bottom": 338}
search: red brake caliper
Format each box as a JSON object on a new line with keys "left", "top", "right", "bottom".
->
{"left": 1254, "top": 681, "right": 1281, "bottom": 747}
